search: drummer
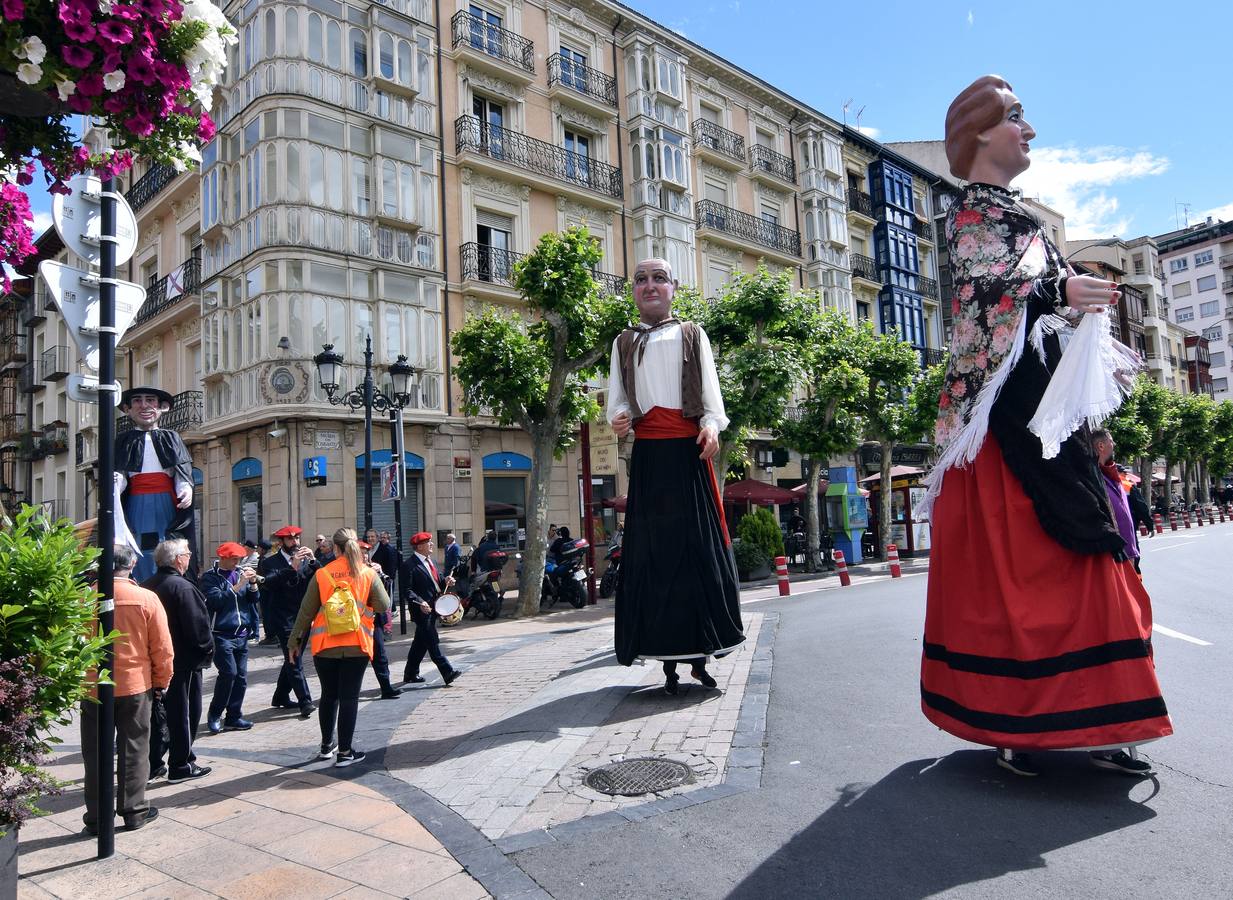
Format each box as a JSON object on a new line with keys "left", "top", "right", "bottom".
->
{"left": 399, "top": 532, "right": 464, "bottom": 687}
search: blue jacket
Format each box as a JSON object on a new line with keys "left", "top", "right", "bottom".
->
{"left": 200, "top": 563, "right": 261, "bottom": 637}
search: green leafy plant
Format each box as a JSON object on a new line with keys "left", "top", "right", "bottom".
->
{"left": 736, "top": 506, "right": 784, "bottom": 565}
{"left": 0, "top": 506, "right": 115, "bottom": 832}
{"left": 732, "top": 538, "right": 769, "bottom": 579}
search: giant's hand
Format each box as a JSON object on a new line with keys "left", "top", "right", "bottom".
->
{"left": 175, "top": 483, "right": 193, "bottom": 509}
{"left": 1065, "top": 275, "right": 1120, "bottom": 315}
{"left": 612, "top": 411, "right": 632, "bottom": 438}
{"left": 697, "top": 425, "right": 719, "bottom": 460}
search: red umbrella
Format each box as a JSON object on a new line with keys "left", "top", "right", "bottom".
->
{"left": 858, "top": 465, "right": 924, "bottom": 484}
{"left": 789, "top": 480, "right": 830, "bottom": 498}
{"left": 722, "top": 478, "right": 799, "bottom": 506}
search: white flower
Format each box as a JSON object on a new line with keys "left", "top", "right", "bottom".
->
{"left": 97, "top": 0, "right": 114, "bottom": 12}
{"left": 171, "top": 156, "right": 188, "bottom": 174}
{"left": 16, "top": 63, "right": 42, "bottom": 86}
{"left": 179, "top": 141, "right": 202, "bottom": 165}
{"left": 19, "top": 36, "right": 46, "bottom": 65}
{"left": 55, "top": 79, "right": 76, "bottom": 102}
{"left": 103, "top": 71, "right": 126, "bottom": 92}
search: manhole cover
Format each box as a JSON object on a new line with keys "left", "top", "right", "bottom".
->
{"left": 584, "top": 757, "right": 694, "bottom": 796}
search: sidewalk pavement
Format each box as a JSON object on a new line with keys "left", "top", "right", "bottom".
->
{"left": 19, "top": 555, "right": 924, "bottom": 900}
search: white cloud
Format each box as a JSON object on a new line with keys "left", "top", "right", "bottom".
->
{"left": 1015, "top": 145, "right": 1169, "bottom": 238}
{"left": 31, "top": 209, "right": 53, "bottom": 239}
{"left": 1196, "top": 201, "right": 1233, "bottom": 224}
{"left": 728, "top": 1, "right": 741, "bottom": 10}
{"left": 856, "top": 125, "right": 881, "bottom": 139}
{"left": 967, "top": 10, "right": 974, "bottom": 26}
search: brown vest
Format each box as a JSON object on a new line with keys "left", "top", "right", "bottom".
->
{"left": 615, "top": 321, "right": 705, "bottom": 422}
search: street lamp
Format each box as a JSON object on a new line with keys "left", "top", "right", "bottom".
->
{"left": 313, "top": 336, "right": 420, "bottom": 536}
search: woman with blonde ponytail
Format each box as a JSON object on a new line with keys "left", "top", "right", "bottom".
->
{"left": 288, "top": 527, "right": 390, "bottom": 767}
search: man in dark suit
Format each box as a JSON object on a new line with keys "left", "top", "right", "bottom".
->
{"left": 258, "top": 524, "right": 318, "bottom": 716}
{"left": 372, "top": 530, "right": 401, "bottom": 596}
{"left": 400, "top": 532, "right": 462, "bottom": 686}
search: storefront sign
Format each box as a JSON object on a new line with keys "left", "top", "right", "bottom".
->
{"left": 860, "top": 444, "right": 929, "bottom": 466}
{"left": 303, "top": 456, "right": 327, "bottom": 486}
{"left": 591, "top": 441, "right": 618, "bottom": 476}
{"left": 315, "top": 429, "right": 340, "bottom": 450}
{"left": 454, "top": 467, "right": 472, "bottom": 479}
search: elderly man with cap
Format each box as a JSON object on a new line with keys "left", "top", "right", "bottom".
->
{"left": 200, "top": 542, "right": 261, "bottom": 734}
{"left": 116, "top": 387, "right": 196, "bottom": 582}
{"left": 259, "top": 524, "right": 318, "bottom": 716}
{"left": 400, "top": 532, "right": 462, "bottom": 686}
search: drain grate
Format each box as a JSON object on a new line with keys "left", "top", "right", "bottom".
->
{"left": 584, "top": 757, "right": 694, "bottom": 796}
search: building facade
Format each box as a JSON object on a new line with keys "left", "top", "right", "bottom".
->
{"left": 1156, "top": 218, "right": 1233, "bottom": 399}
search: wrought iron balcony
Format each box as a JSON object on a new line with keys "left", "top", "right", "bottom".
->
{"left": 847, "top": 189, "right": 874, "bottom": 219}
{"left": 922, "top": 347, "right": 948, "bottom": 368}
{"left": 41, "top": 422, "right": 68, "bottom": 455}
{"left": 116, "top": 390, "right": 203, "bottom": 436}
{"left": 0, "top": 412, "right": 25, "bottom": 443}
{"left": 125, "top": 162, "right": 178, "bottom": 213}
{"left": 21, "top": 294, "right": 45, "bottom": 326}
{"left": 459, "top": 242, "right": 626, "bottom": 296}
{"left": 547, "top": 54, "right": 616, "bottom": 108}
{"left": 918, "top": 276, "right": 939, "bottom": 299}
{"left": 132, "top": 257, "right": 202, "bottom": 328}
{"left": 695, "top": 200, "right": 801, "bottom": 258}
{"left": 912, "top": 218, "right": 935, "bottom": 242}
{"left": 455, "top": 116, "right": 623, "bottom": 200}
{"left": 40, "top": 345, "right": 70, "bottom": 381}
{"left": 0, "top": 329, "right": 26, "bottom": 367}
{"left": 451, "top": 10, "right": 534, "bottom": 74}
{"left": 692, "top": 119, "right": 745, "bottom": 164}
{"left": 749, "top": 145, "right": 796, "bottom": 184}
{"left": 19, "top": 361, "right": 41, "bottom": 393}
{"left": 850, "top": 253, "right": 880, "bottom": 283}
{"left": 1223, "top": 278, "right": 1233, "bottom": 292}
{"left": 39, "top": 498, "right": 69, "bottom": 522}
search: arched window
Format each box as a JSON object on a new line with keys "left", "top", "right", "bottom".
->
{"left": 285, "top": 143, "right": 300, "bottom": 202}
{"left": 397, "top": 40, "right": 413, "bottom": 87}
{"left": 382, "top": 161, "right": 397, "bottom": 217}
{"left": 310, "top": 212, "right": 326, "bottom": 246}
{"left": 400, "top": 163, "right": 414, "bottom": 220}
{"left": 326, "top": 21, "right": 342, "bottom": 69}
{"left": 286, "top": 9, "right": 299, "bottom": 55}
{"left": 326, "top": 150, "right": 343, "bottom": 210}
{"left": 379, "top": 34, "right": 394, "bottom": 79}
{"left": 265, "top": 143, "right": 276, "bottom": 204}
{"left": 352, "top": 158, "right": 370, "bottom": 215}
{"left": 307, "top": 146, "right": 325, "bottom": 205}
{"left": 404, "top": 307, "right": 421, "bottom": 364}
{"left": 264, "top": 9, "right": 276, "bottom": 56}
{"left": 350, "top": 28, "right": 367, "bottom": 77}
{"left": 307, "top": 13, "right": 323, "bottom": 62}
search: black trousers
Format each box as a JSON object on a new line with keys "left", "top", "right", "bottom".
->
{"left": 82, "top": 689, "right": 152, "bottom": 826}
{"left": 272, "top": 627, "right": 313, "bottom": 708}
{"left": 370, "top": 614, "right": 394, "bottom": 693}
{"left": 162, "top": 667, "right": 202, "bottom": 774}
{"left": 404, "top": 608, "right": 452, "bottom": 680}
{"left": 315, "top": 655, "right": 368, "bottom": 752}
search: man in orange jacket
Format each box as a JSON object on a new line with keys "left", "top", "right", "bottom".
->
{"left": 82, "top": 544, "right": 174, "bottom": 834}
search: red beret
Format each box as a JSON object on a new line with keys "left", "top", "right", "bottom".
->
{"left": 273, "top": 526, "right": 302, "bottom": 537}
{"left": 217, "top": 541, "right": 248, "bottom": 558}
{"left": 410, "top": 531, "right": 433, "bottom": 546}
{"left": 358, "top": 540, "right": 371, "bottom": 550}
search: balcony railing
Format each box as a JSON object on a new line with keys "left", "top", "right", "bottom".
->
{"left": 918, "top": 276, "right": 939, "bottom": 299}
{"left": 912, "top": 218, "right": 935, "bottom": 242}
{"left": 696, "top": 200, "right": 801, "bottom": 258}
{"left": 847, "top": 189, "right": 874, "bottom": 218}
{"left": 851, "top": 253, "right": 880, "bottom": 283}
{"left": 132, "top": 257, "right": 202, "bottom": 328}
{"left": 748, "top": 145, "right": 796, "bottom": 184}
{"left": 0, "top": 329, "right": 26, "bottom": 367}
{"left": 451, "top": 10, "right": 534, "bottom": 74}
{"left": 39, "top": 345, "right": 70, "bottom": 381}
{"left": 692, "top": 119, "right": 745, "bottom": 164}
{"left": 41, "top": 422, "right": 68, "bottom": 455}
{"left": 455, "top": 116, "right": 623, "bottom": 200}
{"left": 459, "top": 242, "right": 626, "bottom": 296}
{"left": 39, "top": 498, "right": 69, "bottom": 522}
{"left": 922, "top": 347, "right": 948, "bottom": 368}
{"left": 125, "top": 162, "right": 178, "bottom": 213}
{"left": 547, "top": 53, "right": 616, "bottom": 108}
{"left": 1223, "top": 278, "right": 1233, "bottom": 292}
{"left": 0, "top": 412, "right": 25, "bottom": 443}
{"left": 21, "top": 294, "right": 45, "bottom": 327}
{"left": 19, "top": 361, "right": 41, "bottom": 393}
{"left": 116, "top": 390, "right": 204, "bottom": 436}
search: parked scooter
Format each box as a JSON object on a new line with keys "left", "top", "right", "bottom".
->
{"left": 599, "top": 543, "right": 621, "bottom": 598}
{"left": 449, "top": 550, "right": 507, "bottom": 621}
{"left": 542, "top": 537, "right": 590, "bottom": 609}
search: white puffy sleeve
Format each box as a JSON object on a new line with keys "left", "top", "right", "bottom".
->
{"left": 697, "top": 327, "right": 729, "bottom": 434}
{"left": 606, "top": 337, "right": 630, "bottom": 425}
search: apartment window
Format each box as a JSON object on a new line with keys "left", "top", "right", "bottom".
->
{"left": 472, "top": 95, "right": 505, "bottom": 158}
{"left": 1170, "top": 257, "right": 1188, "bottom": 273}
{"left": 1214, "top": 377, "right": 1229, "bottom": 392}
{"left": 1173, "top": 281, "right": 1192, "bottom": 298}
{"left": 1195, "top": 249, "right": 1214, "bottom": 266}
{"left": 351, "top": 27, "right": 367, "bottom": 77}
{"left": 703, "top": 179, "right": 728, "bottom": 205}
{"left": 476, "top": 211, "right": 513, "bottom": 283}
{"left": 468, "top": 4, "right": 502, "bottom": 56}
{"left": 760, "top": 201, "right": 780, "bottom": 227}
{"left": 1176, "top": 306, "right": 1194, "bottom": 322}
{"left": 558, "top": 46, "right": 587, "bottom": 90}
{"left": 1203, "top": 325, "right": 1223, "bottom": 342}
{"left": 1209, "top": 351, "right": 1226, "bottom": 369}
{"left": 1200, "top": 299, "right": 1219, "bottom": 317}
{"left": 1133, "top": 254, "right": 1145, "bottom": 274}
{"left": 856, "top": 300, "right": 871, "bottom": 321}
{"left": 698, "top": 103, "right": 721, "bottom": 125}
{"left": 1197, "top": 274, "right": 1217, "bottom": 292}
{"left": 563, "top": 129, "right": 590, "bottom": 185}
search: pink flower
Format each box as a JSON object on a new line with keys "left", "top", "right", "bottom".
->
{"left": 125, "top": 109, "right": 155, "bottom": 137}
{"left": 950, "top": 380, "right": 967, "bottom": 398}
{"left": 75, "top": 73, "right": 104, "bottom": 97}
{"left": 198, "top": 114, "right": 216, "bottom": 142}
{"left": 986, "top": 207, "right": 1004, "bottom": 220}
{"left": 991, "top": 325, "right": 1013, "bottom": 354}
{"left": 2, "top": 0, "right": 24, "bottom": 21}
{"left": 61, "top": 44, "right": 94, "bottom": 68}
{"left": 66, "top": 93, "right": 94, "bottom": 113}
{"left": 975, "top": 351, "right": 989, "bottom": 370}
{"left": 97, "top": 21, "right": 134, "bottom": 45}
{"left": 958, "top": 283, "right": 975, "bottom": 301}
{"left": 127, "top": 53, "right": 156, "bottom": 85}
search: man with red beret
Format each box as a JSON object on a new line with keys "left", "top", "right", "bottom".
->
{"left": 200, "top": 541, "right": 261, "bottom": 734}
{"left": 400, "top": 532, "right": 462, "bottom": 686}
{"left": 259, "top": 525, "right": 319, "bottom": 716}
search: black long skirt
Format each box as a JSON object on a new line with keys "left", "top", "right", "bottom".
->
{"left": 615, "top": 436, "right": 745, "bottom": 666}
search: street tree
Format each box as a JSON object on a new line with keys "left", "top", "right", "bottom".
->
{"left": 1167, "top": 392, "right": 1216, "bottom": 504}
{"left": 778, "top": 311, "right": 866, "bottom": 572}
{"left": 1206, "top": 401, "right": 1233, "bottom": 490}
{"left": 450, "top": 227, "right": 632, "bottom": 616}
{"left": 672, "top": 266, "right": 817, "bottom": 486}
{"left": 1106, "top": 376, "right": 1175, "bottom": 490}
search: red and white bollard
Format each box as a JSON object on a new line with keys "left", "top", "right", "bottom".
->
{"left": 886, "top": 543, "right": 902, "bottom": 578}
{"left": 1154, "top": 513, "right": 1163, "bottom": 534}
{"left": 834, "top": 549, "right": 851, "bottom": 587}
{"left": 1139, "top": 523, "right": 1149, "bottom": 537}
{"left": 775, "top": 555, "right": 790, "bottom": 597}
{"left": 1184, "top": 510, "right": 1192, "bottom": 529}
{"left": 1208, "top": 506, "right": 1216, "bottom": 526}
{"left": 1196, "top": 509, "right": 1204, "bottom": 528}
{"left": 1220, "top": 506, "right": 1226, "bottom": 524}
{"left": 1169, "top": 511, "right": 1178, "bottom": 531}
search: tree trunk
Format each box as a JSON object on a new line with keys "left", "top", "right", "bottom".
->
{"left": 517, "top": 427, "right": 560, "bottom": 617}
{"left": 1137, "top": 456, "right": 1152, "bottom": 505}
{"left": 1198, "top": 459, "right": 1209, "bottom": 503}
{"left": 1183, "top": 460, "right": 1194, "bottom": 506}
{"left": 803, "top": 457, "right": 822, "bottom": 573}
{"left": 878, "top": 441, "right": 895, "bottom": 559}
{"left": 713, "top": 437, "right": 736, "bottom": 491}
{"left": 1163, "top": 457, "right": 1175, "bottom": 508}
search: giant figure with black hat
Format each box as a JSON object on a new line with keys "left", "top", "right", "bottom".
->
{"left": 116, "top": 387, "right": 196, "bottom": 582}
{"left": 606, "top": 258, "right": 744, "bottom": 694}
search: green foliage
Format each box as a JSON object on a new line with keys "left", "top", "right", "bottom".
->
{"left": 1171, "top": 392, "right": 1216, "bottom": 463}
{"left": 732, "top": 539, "right": 769, "bottom": 578}
{"left": 1207, "top": 401, "right": 1233, "bottom": 481}
{"left": 0, "top": 507, "right": 114, "bottom": 742}
{"left": 857, "top": 323, "right": 929, "bottom": 445}
{"left": 736, "top": 506, "right": 785, "bottom": 563}
{"left": 1106, "top": 376, "right": 1161, "bottom": 462}
{"left": 779, "top": 310, "right": 866, "bottom": 462}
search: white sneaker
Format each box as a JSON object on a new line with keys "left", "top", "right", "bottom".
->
{"left": 334, "top": 749, "right": 367, "bottom": 768}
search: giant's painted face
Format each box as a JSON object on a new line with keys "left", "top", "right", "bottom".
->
{"left": 123, "top": 394, "right": 167, "bottom": 431}
{"left": 633, "top": 259, "right": 675, "bottom": 325}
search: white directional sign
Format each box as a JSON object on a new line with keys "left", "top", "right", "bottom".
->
{"left": 67, "top": 373, "right": 121, "bottom": 405}
{"left": 39, "top": 260, "right": 144, "bottom": 372}
{"left": 51, "top": 174, "right": 138, "bottom": 266}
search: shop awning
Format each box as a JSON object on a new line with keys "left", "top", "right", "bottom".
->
{"left": 722, "top": 478, "right": 799, "bottom": 506}
{"left": 859, "top": 465, "right": 924, "bottom": 484}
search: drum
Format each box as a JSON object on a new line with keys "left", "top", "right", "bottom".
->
{"left": 434, "top": 593, "right": 464, "bottom": 626}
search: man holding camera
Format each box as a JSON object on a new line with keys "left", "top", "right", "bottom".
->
{"left": 259, "top": 525, "right": 318, "bottom": 716}
{"left": 201, "top": 542, "right": 261, "bottom": 734}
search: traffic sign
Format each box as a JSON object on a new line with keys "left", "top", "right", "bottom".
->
{"left": 52, "top": 174, "right": 138, "bottom": 266}
{"left": 38, "top": 260, "right": 144, "bottom": 371}
{"left": 67, "top": 373, "right": 121, "bottom": 405}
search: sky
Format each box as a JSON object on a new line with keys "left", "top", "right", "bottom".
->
{"left": 621, "top": 0, "right": 1233, "bottom": 240}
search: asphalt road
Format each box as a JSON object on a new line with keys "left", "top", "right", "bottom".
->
{"left": 512, "top": 524, "right": 1233, "bottom": 899}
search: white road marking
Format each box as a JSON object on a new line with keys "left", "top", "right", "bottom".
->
{"left": 1154, "top": 624, "right": 1212, "bottom": 646}
{"left": 1145, "top": 539, "right": 1202, "bottom": 552}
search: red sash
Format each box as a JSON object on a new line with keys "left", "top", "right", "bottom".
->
{"left": 129, "top": 473, "right": 174, "bottom": 495}
{"left": 633, "top": 407, "right": 730, "bottom": 545}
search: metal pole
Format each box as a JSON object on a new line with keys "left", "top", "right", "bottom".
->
{"left": 96, "top": 177, "right": 118, "bottom": 859}
{"left": 580, "top": 416, "right": 597, "bottom": 605}
{"left": 363, "top": 335, "right": 373, "bottom": 535}
{"left": 391, "top": 407, "right": 407, "bottom": 635}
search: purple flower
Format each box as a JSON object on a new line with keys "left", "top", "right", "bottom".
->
{"left": 126, "top": 53, "right": 156, "bottom": 85}
{"left": 198, "top": 114, "right": 216, "bottom": 142}
{"left": 97, "top": 21, "right": 133, "bottom": 45}
{"left": 75, "top": 73, "right": 104, "bottom": 97}
{"left": 61, "top": 17, "right": 96, "bottom": 42}
{"left": 61, "top": 44, "right": 94, "bottom": 69}
{"left": 2, "top": 0, "right": 24, "bottom": 22}
{"left": 66, "top": 93, "right": 94, "bottom": 114}
{"left": 125, "top": 109, "right": 155, "bottom": 137}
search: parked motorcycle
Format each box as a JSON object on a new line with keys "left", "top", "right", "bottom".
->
{"left": 542, "top": 538, "right": 590, "bottom": 609}
{"left": 449, "top": 550, "right": 507, "bottom": 622}
{"left": 598, "top": 543, "right": 621, "bottom": 598}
